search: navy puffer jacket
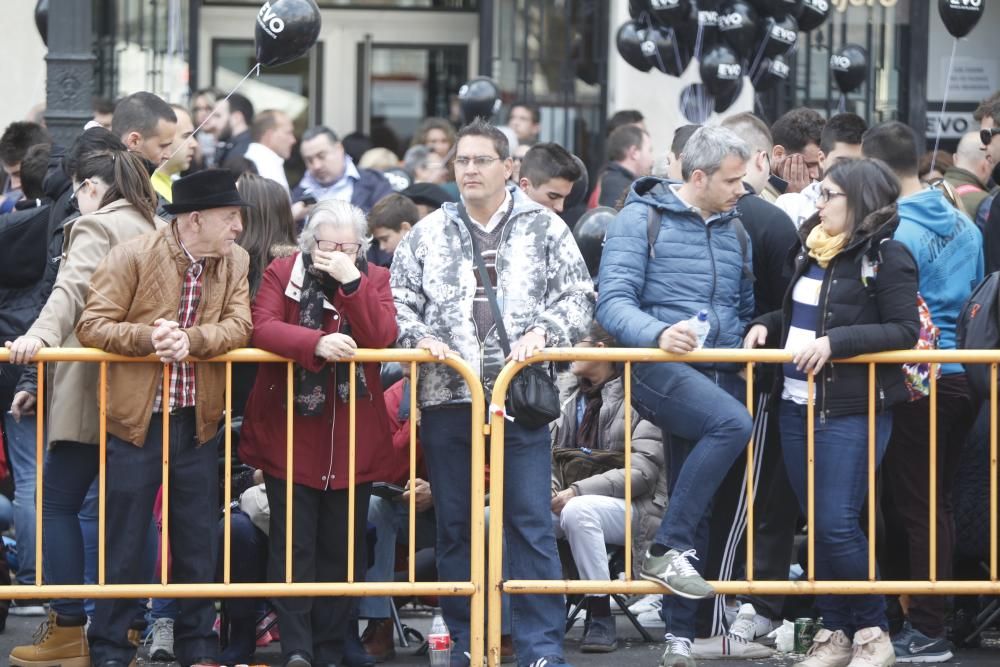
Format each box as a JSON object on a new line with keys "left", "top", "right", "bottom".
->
{"left": 596, "top": 178, "right": 754, "bottom": 357}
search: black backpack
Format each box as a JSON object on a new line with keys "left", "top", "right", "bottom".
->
{"left": 956, "top": 271, "right": 1000, "bottom": 401}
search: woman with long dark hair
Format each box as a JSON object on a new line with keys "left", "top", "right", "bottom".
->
{"left": 236, "top": 173, "right": 297, "bottom": 297}
{"left": 745, "top": 158, "right": 919, "bottom": 667}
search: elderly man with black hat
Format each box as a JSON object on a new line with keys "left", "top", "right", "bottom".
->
{"left": 75, "top": 169, "right": 253, "bottom": 667}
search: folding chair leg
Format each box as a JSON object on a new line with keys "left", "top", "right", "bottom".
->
{"left": 391, "top": 601, "right": 409, "bottom": 648}
{"left": 565, "top": 597, "right": 587, "bottom": 634}
{"left": 615, "top": 594, "right": 656, "bottom": 643}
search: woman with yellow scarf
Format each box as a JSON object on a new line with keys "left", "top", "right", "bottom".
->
{"left": 745, "top": 158, "right": 919, "bottom": 667}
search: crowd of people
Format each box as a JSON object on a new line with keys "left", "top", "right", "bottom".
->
{"left": 0, "top": 85, "right": 999, "bottom": 667}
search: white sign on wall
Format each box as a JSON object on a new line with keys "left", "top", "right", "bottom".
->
{"left": 941, "top": 57, "right": 999, "bottom": 103}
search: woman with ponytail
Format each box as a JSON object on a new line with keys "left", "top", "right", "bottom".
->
{"left": 744, "top": 158, "right": 919, "bottom": 667}
{"left": 6, "top": 127, "right": 163, "bottom": 667}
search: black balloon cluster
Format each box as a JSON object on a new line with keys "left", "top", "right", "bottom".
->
{"left": 617, "top": 0, "right": 831, "bottom": 118}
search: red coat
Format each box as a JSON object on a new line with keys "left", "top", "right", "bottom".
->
{"left": 239, "top": 253, "right": 398, "bottom": 490}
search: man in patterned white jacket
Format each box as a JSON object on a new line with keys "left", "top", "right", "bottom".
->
{"left": 391, "top": 119, "right": 594, "bottom": 667}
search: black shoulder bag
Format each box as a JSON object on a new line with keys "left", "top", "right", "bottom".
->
{"left": 458, "top": 204, "right": 561, "bottom": 430}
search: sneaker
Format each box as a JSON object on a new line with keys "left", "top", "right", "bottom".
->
{"left": 637, "top": 608, "right": 665, "bottom": 627}
{"left": 148, "top": 617, "right": 175, "bottom": 662}
{"left": 581, "top": 615, "right": 618, "bottom": 653}
{"left": 10, "top": 611, "right": 90, "bottom": 667}
{"left": 797, "top": 628, "right": 853, "bottom": 667}
{"left": 9, "top": 599, "right": 47, "bottom": 616}
{"left": 692, "top": 633, "right": 774, "bottom": 659}
{"left": 659, "top": 634, "right": 696, "bottom": 667}
{"left": 640, "top": 548, "right": 714, "bottom": 600}
{"left": 849, "top": 626, "right": 895, "bottom": 667}
{"left": 728, "top": 602, "right": 781, "bottom": 644}
{"left": 526, "top": 656, "right": 568, "bottom": 667}
{"left": 627, "top": 593, "right": 662, "bottom": 615}
{"left": 892, "top": 622, "right": 953, "bottom": 663}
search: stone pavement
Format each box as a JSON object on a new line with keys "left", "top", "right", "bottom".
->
{"left": 1, "top": 607, "right": 999, "bottom": 666}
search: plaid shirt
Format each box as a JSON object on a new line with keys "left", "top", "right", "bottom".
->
{"left": 152, "top": 255, "right": 205, "bottom": 413}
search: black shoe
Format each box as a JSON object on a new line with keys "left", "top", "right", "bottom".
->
{"left": 285, "top": 651, "right": 313, "bottom": 667}
{"left": 220, "top": 616, "right": 257, "bottom": 665}
{"left": 343, "top": 619, "right": 376, "bottom": 667}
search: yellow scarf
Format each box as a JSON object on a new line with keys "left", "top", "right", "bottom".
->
{"left": 806, "top": 225, "right": 848, "bottom": 268}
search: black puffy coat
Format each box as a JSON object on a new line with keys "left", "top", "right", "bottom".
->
{"left": 752, "top": 205, "right": 920, "bottom": 418}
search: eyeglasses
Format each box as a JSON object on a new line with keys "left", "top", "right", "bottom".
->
{"left": 68, "top": 179, "right": 91, "bottom": 212}
{"left": 981, "top": 128, "right": 1000, "bottom": 147}
{"left": 453, "top": 155, "right": 502, "bottom": 168}
{"left": 818, "top": 187, "right": 846, "bottom": 204}
{"left": 315, "top": 240, "right": 362, "bottom": 253}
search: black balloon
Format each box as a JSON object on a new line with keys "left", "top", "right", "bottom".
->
{"left": 573, "top": 207, "right": 616, "bottom": 278}
{"left": 753, "top": 55, "right": 790, "bottom": 91}
{"left": 830, "top": 43, "right": 868, "bottom": 94}
{"left": 939, "top": 0, "right": 984, "bottom": 39}
{"left": 750, "top": 0, "right": 803, "bottom": 19}
{"left": 718, "top": 1, "right": 759, "bottom": 57}
{"left": 761, "top": 14, "right": 799, "bottom": 58}
{"left": 700, "top": 44, "right": 744, "bottom": 98}
{"left": 714, "top": 75, "right": 745, "bottom": 113}
{"left": 564, "top": 155, "right": 590, "bottom": 211}
{"left": 797, "top": 0, "right": 831, "bottom": 32}
{"left": 458, "top": 77, "right": 502, "bottom": 123}
{"left": 383, "top": 168, "right": 412, "bottom": 193}
{"left": 617, "top": 21, "right": 654, "bottom": 72}
{"left": 629, "top": 0, "right": 647, "bottom": 20}
{"left": 34, "top": 0, "right": 47, "bottom": 46}
{"left": 649, "top": 0, "right": 693, "bottom": 27}
{"left": 255, "top": 0, "right": 321, "bottom": 67}
{"left": 642, "top": 25, "right": 691, "bottom": 76}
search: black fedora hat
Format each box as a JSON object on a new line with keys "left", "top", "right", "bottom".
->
{"left": 162, "top": 169, "right": 253, "bottom": 215}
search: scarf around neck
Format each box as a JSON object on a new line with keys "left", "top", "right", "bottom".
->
{"left": 806, "top": 224, "right": 849, "bottom": 268}
{"left": 576, "top": 375, "right": 616, "bottom": 451}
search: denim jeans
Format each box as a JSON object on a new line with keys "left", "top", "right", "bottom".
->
{"left": 779, "top": 400, "right": 891, "bottom": 634}
{"left": 630, "top": 363, "right": 751, "bottom": 640}
{"left": 421, "top": 406, "right": 567, "bottom": 667}
{"left": 359, "top": 495, "right": 436, "bottom": 619}
{"left": 3, "top": 412, "right": 37, "bottom": 585}
{"left": 89, "top": 409, "right": 220, "bottom": 666}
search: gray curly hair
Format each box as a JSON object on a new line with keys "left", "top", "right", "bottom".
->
{"left": 299, "top": 199, "right": 372, "bottom": 256}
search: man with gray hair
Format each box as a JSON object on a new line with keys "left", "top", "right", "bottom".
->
{"left": 596, "top": 125, "right": 755, "bottom": 667}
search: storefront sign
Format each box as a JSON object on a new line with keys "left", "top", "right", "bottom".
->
{"left": 943, "top": 57, "right": 999, "bottom": 103}
{"left": 831, "top": 0, "right": 897, "bottom": 11}
{"left": 926, "top": 109, "right": 977, "bottom": 140}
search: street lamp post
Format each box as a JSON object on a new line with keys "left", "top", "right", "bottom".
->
{"left": 44, "top": 0, "right": 95, "bottom": 146}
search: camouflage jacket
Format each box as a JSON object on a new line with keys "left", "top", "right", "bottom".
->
{"left": 391, "top": 186, "right": 595, "bottom": 409}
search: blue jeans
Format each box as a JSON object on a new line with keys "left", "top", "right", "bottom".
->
{"left": 421, "top": 406, "right": 567, "bottom": 667}
{"left": 630, "top": 363, "right": 752, "bottom": 640}
{"left": 3, "top": 412, "right": 37, "bottom": 585}
{"left": 779, "top": 400, "right": 891, "bottom": 634}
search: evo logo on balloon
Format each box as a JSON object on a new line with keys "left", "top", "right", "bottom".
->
{"left": 770, "top": 26, "right": 797, "bottom": 44}
{"left": 717, "top": 63, "right": 742, "bottom": 80}
{"left": 830, "top": 54, "right": 851, "bottom": 71}
{"left": 257, "top": 2, "right": 286, "bottom": 37}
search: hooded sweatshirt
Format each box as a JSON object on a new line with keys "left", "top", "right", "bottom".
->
{"left": 895, "top": 187, "right": 984, "bottom": 375}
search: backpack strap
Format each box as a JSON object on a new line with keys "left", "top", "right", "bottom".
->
{"left": 731, "top": 217, "right": 755, "bottom": 282}
{"left": 646, "top": 204, "right": 661, "bottom": 259}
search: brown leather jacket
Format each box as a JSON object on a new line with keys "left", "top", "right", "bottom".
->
{"left": 76, "top": 224, "right": 252, "bottom": 446}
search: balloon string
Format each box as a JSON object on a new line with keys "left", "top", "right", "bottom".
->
{"left": 154, "top": 62, "right": 262, "bottom": 175}
{"left": 694, "top": 22, "right": 704, "bottom": 61}
{"left": 670, "top": 27, "right": 684, "bottom": 75}
{"left": 838, "top": 93, "right": 846, "bottom": 114}
{"left": 749, "top": 33, "right": 770, "bottom": 79}
{"left": 929, "top": 38, "right": 959, "bottom": 176}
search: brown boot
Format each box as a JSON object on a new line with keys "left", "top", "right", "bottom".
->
{"left": 361, "top": 618, "right": 396, "bottom": 662}
{"left": 10, "top": 610, "right": 90, "bottom": 667}
{"left": 500, "top": 634, "right": 516, "bottom": 664}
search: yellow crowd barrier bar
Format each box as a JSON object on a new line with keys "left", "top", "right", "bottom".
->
{"left": 929, "top": 363, "right": 939, "bottom": 582}
{"left": 807, "top": 370, "right": 815, "bottom": 583}
{"left": 161, "top": 369, "right": 171, "bottom": 586}
{"left": 98, "top": 361, "right": 106, "bottom": 585}
{"left": 408, "top": 360, "right": 418, "bottom": 584}
{"left": 486, "top": 346, "right": 1000, "bottom": 667}
{"left": 745, "top": 361, "right": 755, "bottom": 582}
{"left": 223, "top": 361, "right": 232, "bottom": 585}
{"left": 623, "top": 363, "right": 633, "bottom": 582}
{"left": 285, "top": 361, "right": 294, "bottom": 584}
{"left": 35, "top": 360, "right": 44, "bottom": 587}
{"left": 868, "top": 363, "right": 876, "bottom": 581}
{"left": 348, "top": 361, "right": 358, "bottom": 583}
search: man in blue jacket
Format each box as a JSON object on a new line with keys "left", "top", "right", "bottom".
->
{"left": 596, "top": 125, "right": 754, "bottom": 667}
{"left": 863, "top": 121, "right": 984, "bottom": 663}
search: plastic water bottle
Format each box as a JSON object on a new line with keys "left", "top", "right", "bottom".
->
{"left": 428, "top": 608, "right": 452, "bottom": 666}
{"left": 687, "top": 309, "right": 711, "bottom": 348}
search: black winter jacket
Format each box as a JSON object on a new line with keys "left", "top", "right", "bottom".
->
{"left": 752, "top": 206, "right": 920, "bottom": 418}
{"left": 738, "top": 186, "right": 798, "bottom": 318}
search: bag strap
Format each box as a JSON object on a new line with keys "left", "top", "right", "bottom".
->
{"left": 646, "top": 204, "right": 661, "bottom": 259}
{"left": 731, "top": 217, "right": 755, "bottom": 282}
{"left": 648, "top": 202, "right": 754, "bottom": 282}
{"left": 457, "top": 202, "right": 513, "bottom": 356}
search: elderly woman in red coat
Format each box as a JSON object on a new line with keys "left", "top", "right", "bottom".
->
{"left": 240, "top": 199, "right": 397, "bottom": 667}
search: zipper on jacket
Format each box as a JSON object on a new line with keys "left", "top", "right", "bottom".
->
{"left": 704, "top": 225, "right": 720, "bottom": 348}
{"left": 817, "top": 256, "right": 838, "bottom": 425}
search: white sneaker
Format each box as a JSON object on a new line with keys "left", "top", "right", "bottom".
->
{"left": 692, "top": 633, "right": 774, "bottom": 658}
{"left": 797, "top": 628, "right": 853, "bottom": 667}
{"left": 628, "top": 593, "right": 662, "bottom": 615}
{"left": 849, "top": 626, "right": 895, "bottom": 667}
{"left": 728, "top": 602, "right": 781, "bottom": 644}
{"left": 660, "top": 634, "right": 696, "bottom": 667}
{"left": 637, "top": 608, "right": 665, "bottom": 627}
{"left": 148, "top": 617, "right": 175, "bottom": 662}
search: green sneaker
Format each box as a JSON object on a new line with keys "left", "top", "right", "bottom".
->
{"left": 640, "top": 548, "right": 714, "bottom": 600}
{"left": 660, "top": 633, "right": 697, "bottom": 667}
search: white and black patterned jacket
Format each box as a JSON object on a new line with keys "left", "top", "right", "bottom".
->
{"left": 391, "top": 186, "right": 595, "bottom": 408}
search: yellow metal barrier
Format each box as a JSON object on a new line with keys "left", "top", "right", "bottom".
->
{"left": 0, "top": 347, "right": 488, "bottom": 667}
{"left": 487, "top": 348, "right": 1000, "bottom": 667}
